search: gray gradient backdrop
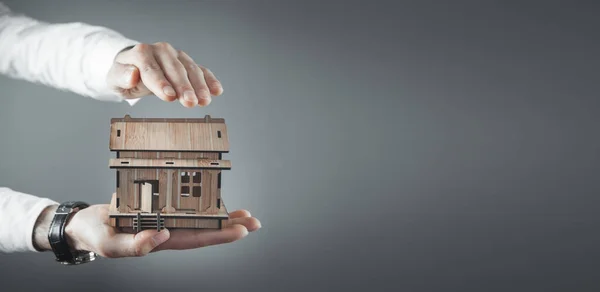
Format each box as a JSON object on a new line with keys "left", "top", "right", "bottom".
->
{"left": 1, "top": 0, "right": 600, "bottom": 291}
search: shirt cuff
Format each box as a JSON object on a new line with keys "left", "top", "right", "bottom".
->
{"left": 93, "top": 95, "right": 142, "bottom": 106}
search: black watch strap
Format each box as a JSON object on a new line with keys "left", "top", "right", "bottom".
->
{"left": 48, "top": 201, "right": 94, "bottom": 264}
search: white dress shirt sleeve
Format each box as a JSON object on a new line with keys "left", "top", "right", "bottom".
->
{"left": 0, "top": 2, "right": 140, "bottom": 103}
{"left": 0, "top": 188, "right": 58, "bottom": 253}
{"left": 0, "top": 2, "right": 140, "bottom": 253}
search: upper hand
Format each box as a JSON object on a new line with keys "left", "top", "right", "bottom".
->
{"left": 64, "top": 204, "right": 261, "bottom": 258}
{"left": 106, "top": 42, "right": 224, "bottom": 108}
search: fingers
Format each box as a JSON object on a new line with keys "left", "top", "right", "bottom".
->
{"left": 152, "top": 214, "right": 261, "bottom": 252}
{"left": 228, "top": 216, "right": 262, "bottom": 232}
{"left": 153, "top": 44, "right": 198, "bottom": 108}
{"left": 115, "top": 44, "right": 177, "bottom": 102}
{"left": 100, "top": 229, "right": 170, "bottom": 258}
{"left": 229, "top": 209, "right": 252, "bottom": 219}
{"left": 152, "top": 224, "right": 248, "bottom": 251}
{"left": 114, "top": 42, "right": 223, "bottom": 107}
{"left": 178, "top": 51, "right": 211, "bottom": 107}
{"left": 201, "top": 67, "right": 224, "bottom": 96}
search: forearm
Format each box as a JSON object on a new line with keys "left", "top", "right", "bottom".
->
{"left": 0, "top": 4, "right": 139, "bottom": 100}
{"left": 0, "top": 188, "right": 58, "bottom": 253}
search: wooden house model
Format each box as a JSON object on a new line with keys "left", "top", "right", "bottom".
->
{"left": 107, "top": 115, "right": 231, "bottom": 232}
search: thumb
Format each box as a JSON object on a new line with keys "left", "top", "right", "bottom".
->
{"left": 107, "top": 63, "right": 140, "bottom": 89}
{"left": 108, "top": 228, "right": 171, "bottom": 258}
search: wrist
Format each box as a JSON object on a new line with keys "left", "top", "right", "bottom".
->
{"left": 32, "top": 204, "right": 58, "bottom": 251}
{"left": 64, "top": 210, "right": 85, "bottom": 252}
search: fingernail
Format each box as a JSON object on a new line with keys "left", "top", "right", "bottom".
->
{"left": 183, "top": 90, "right": 197, "bottom": 102}
{"left": 197, "top": 90, "right": 211, "bottom": 106}
{"left": 212, "top": 83, "right": 223, "bottom": 95}
{"left": 163, "top": 86, "right": 176, "bottom": 96}
{"left": 152, "top": 230, "right": 170, "bottom": 245}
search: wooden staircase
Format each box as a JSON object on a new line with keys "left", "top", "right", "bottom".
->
{"left": 132, "top": 212, "right": 165, "bottom": 232}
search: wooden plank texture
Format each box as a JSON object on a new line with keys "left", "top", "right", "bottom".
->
{"left": 114, "top": 217, "right": 221, "bottom": 229}
{"left": 109, "top": 116, "right": 229, "bottom": 152}
{"left": 119, "top": 152, "right": 220, "bottom": 159}
{"left": 111, "top": 116, "right": 225, "bottom": 124}
{"left": 109, "top": 158, "right": 231, "bottom": 169}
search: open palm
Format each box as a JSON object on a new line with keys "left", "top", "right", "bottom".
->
{"left": 64, "top": 203, "right": 261, "bottom": 258}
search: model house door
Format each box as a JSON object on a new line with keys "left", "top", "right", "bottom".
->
{"left": 140, "top": 183, "right": 153, "bottom": 212}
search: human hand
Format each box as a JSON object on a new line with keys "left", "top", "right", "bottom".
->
{"left": 106, "top": 42, "right": 224, "bottom": 108}
{"left": 61, "top": 204, "right": 260, "bottom": 258}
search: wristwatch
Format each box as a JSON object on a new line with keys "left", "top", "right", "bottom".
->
{"left": 48, "top": 201, "right": 97, "bottom": 265}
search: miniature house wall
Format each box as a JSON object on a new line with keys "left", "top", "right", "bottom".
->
{"left": 107, "top": 115, "right": 231, "bottom": 232}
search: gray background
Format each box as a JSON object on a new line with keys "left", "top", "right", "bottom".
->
{"left": 1, "top": 0, "right": 599, "bottom": 291}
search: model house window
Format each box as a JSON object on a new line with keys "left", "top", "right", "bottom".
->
{"left": 192, "top": 186, "right": 201, "bottom": 197}
{"left": 181, "top": 171, "right": 190, "bottom": 183}
{"left": 180, "top": 185, "right": 190, "bottom": 197}
{"left": 180, "top": 171, "right": 201, "bottom": 197}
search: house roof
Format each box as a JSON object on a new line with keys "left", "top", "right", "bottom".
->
{"left": 109, "top": 115, "right": 229, "bottom": 152}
